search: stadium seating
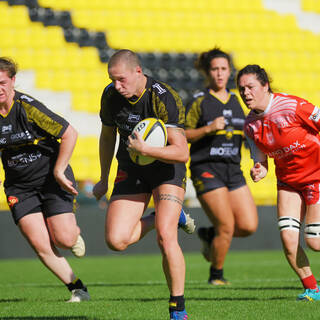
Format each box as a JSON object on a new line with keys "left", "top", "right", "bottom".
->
{"left": 1, "top": 0, "right": 320, "bottom": 207}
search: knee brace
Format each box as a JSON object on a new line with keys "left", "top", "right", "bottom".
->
{"left": 305, "top": 223, "right": 320, "bottom": 238}
{"left": 278, "top": 216, "right": 301, "bottom": 232}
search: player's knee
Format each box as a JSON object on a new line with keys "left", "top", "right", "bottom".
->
{"left": 277, "top": 217, "right": 301, "bottom": 256}
{"left": 237, "top": 223, "right": 257, "bottom": 237}
{"left": 216, "top": 224, "right": 233, "bottom": 241}
{"left": 54, "top": 232, "right": 78, "bottom": 249}
{"left": 305, "top": 223, "right": 320, "bottom": 251}
{"left": 105, "top": 234, "right": 129, "bottom": 251}
{"left": 156, "top": 229, "right": 176, "bottom": 252}
{"left": 278, "top": 216, "right": 301, "bottom": 251}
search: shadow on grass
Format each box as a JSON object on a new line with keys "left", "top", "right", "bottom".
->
{"left": 189, "top": 286, "right": 299, "bottom": 291}
{"left": 0, "top": 299, "right": 25, "bottom": 303}
{"left": 0, "top": 318, "right": 99, "bottom": 320}
{"left": 19, "top": 282, "right": 165, "bottom": 289}
{"left": 188, "top": 296, "right": 289, "bottom": 301}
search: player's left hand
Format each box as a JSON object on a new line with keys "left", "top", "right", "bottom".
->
{"left": 54, "top": 171, "right": 78, "bottom": 196}
{"left": 127, "top": 131, "right": 146, "bottom": 155}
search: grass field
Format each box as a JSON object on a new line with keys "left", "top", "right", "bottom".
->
{"left": 0, "top": 250, "right": 320, "bottom": 320}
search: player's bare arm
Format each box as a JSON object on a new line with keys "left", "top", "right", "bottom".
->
{"left": 127, "top": 126, "right": 188, "bottom": 163}
{"left": 93, "top": 125, "right": 117, "bottom": 200}
{"left": 53, "top": 124, "right": 78, "bottom": 196}
{"left": 186, "top": 116, "right": 225, "bottom": 143}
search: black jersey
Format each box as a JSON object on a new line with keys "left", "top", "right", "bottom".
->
{"left": 100, "top": 76, "right": 185, "bottom": 164}
{"left": 0, "top": 91, "right": 69, "bottom": 188}
{"left": 185, "top": 89, "right": 245, "bottom": 166}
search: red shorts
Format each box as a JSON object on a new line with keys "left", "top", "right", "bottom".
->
{"left": 277, "top": 180, "right": 320, "bottom": 205}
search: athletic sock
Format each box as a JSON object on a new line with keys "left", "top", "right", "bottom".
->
{"left": 66, "top": 278, "right": 87, "bottom": 292}
{"left": 301, "top": 274, "right": 318, "bottom": 290}
{"left": 210, "top": 266, "right": 223, "bottom": 280}
{"left": 169, "top": 295, "right": 185, "bottom": 312}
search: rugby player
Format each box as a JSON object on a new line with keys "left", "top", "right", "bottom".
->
{"left": 238, "top": 64, "right": 320, "bottom": 301}
{"left": 93, "top": 49, "right": 192, "bottom": 319}
{"left": 0, "top": 57, "right": 89, "bottom": 302}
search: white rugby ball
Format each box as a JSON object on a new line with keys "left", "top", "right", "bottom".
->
{"left": 129, "top": 118, "right": 167, "bottom": 165}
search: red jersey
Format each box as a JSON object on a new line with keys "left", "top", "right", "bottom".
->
{"left": 244, "top": 93, "right": 320, "bottom": 186}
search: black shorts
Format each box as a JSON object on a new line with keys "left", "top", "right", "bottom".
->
{"left": 112, "top": 161, "right": 186, "bottom": 196}
{"left": 5, "top": 165, "right": 76, "bottom": 225}
{"left": 190, "top": 162, "right": 246, "bottom": 196}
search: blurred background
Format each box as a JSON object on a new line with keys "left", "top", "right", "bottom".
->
{"left": 0, "top": 0, "right": 319, "bottom": 256}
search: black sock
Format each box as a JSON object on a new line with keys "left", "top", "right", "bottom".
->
{"left": 66, "top": 278, "right": 87, "bottom": 292}
{"left": 169, "top": 295, "right": 185, "bottom": 312}
{"left": 210, "top": 266, "right": 223, "bottom": 280}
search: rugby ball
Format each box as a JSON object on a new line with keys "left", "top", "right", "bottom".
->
{"left": 129, "top": 118, "right": 167, "bottom": 165}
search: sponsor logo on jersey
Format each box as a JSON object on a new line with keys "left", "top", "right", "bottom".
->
{"left": 1, "top": 124, "right": 12, "bottom": 134}
{"left": 7, "top": 196, "right": 19, "bottom": 208}
{"left": 128, "top": 114, "right": 141, "bottom": 123}
{"left": 232, "top": 118, "right": 245, "bottom": 125}
{"left": 152, "top": 83, "right": 166, "bottom": 95}
{"left": 309, "top": 106, "right": 320, "bottom": 123}
{"left": 7, "top": 151, "right": 42, "bottom": 168}
{"left": 20, "top": 95, "right": 34, "bottom": 102}
{"left": 10, "top": 130, "right": 32, "bottom": 141}
{"left": 210, "top": 146, "right": 239, "bottom": 156}
{"left": 268, "top": 140, "right": 305, "bottom": 158}
{"left": 0, "top": 138, "right": 6, "bottom": 144}
{"left": 223, "top": 109, "right": 232, "bottom": 117}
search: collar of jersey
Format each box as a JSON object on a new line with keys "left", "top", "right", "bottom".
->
{"left": 208, "top": 89, "right": 231, "bottom": 104}
{"left": 0, "top": 99, "right": 14, "bottom": 118}
{"left": 127, "top": 88, "right": 146, "bottom": 105}
{"left": 255, "top": 93, "right": 274, "bottom": 116}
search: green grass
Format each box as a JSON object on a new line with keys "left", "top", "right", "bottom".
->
{"left": 0, "top": 250, "right": 320, "bottom": 319}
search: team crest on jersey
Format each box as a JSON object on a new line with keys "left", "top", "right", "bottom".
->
{"left": 309, "top": 106, "right": 320, "bottom": 123}
{"left": 225, "top": 126, "right": 234, "bottom": 140}
{"left": 7, "top": 196, "right": 19, "bottom": 208}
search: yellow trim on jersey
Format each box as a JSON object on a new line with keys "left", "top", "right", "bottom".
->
{"left": 209, "top": 90, "right": 231, "bottom": 104}
{"left": 21, "top": 101, "right": 64, "bottom": 137}
{"left": 127, "top": 89, "right": 146, "bottom": 105}
{"left": 215, "top": 130, "right": 244, "bottom": 136}
{"left": 0, "top": 100, "right": 14, "bottom": 118}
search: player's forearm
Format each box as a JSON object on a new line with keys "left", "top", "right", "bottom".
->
{"left": 54, "top": 124, "right": 78, "bottom": 175}
{"left": 142, "top": 144, "right": 189, "bottom": 163}
{"left": 141, "top": 128, "right": 189, "bottom": 163}
{"left": 99, "top": 128, "right": 116, "bottom": 181}
{"left": 185, "top": 127, "right": 208, "bottom": 143}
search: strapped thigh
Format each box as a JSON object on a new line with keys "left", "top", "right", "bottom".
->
{"left": 305, "top": 222, "right": 320, "bottom": 238}
{"left": 278, "top": 216, "right": 301, "bottom": 232}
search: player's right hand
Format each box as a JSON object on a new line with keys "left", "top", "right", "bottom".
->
{"left": 207, "top": 116, "right": 225, "bottom": 133}
{"left": 93, "top": 179, "right": 108, "bottom": 200}
{"left": 250, "top": 162, "right": 267, "bottom": 182}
